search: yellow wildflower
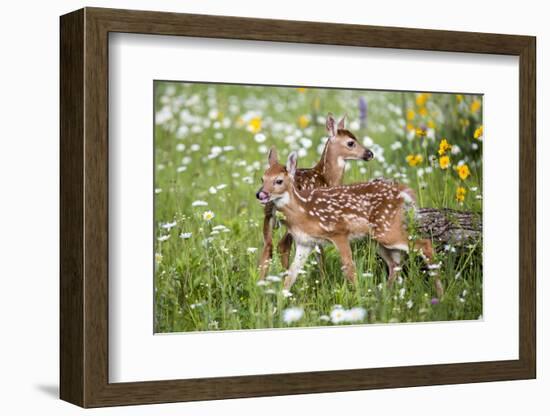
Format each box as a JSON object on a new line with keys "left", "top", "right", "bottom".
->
{"left": 416, "top": 93, "right": 429, "bottom": 107}
{"left": 474, "top": 125, "right": 483, "bottom": 140}
{"left": 456, "top": 94, "right": 463, "bottom": 103}
{"left": 406, "top": 109, "right": 415, "bottom": 121}
{"left": 313, "top": 97, "right": 320, "bottom": 110}
{"left": 438, "top": 138, "right": 451, "bottom": 155}
{"left": 406, "top": 123, "right": 415, "bottom": 131}
{"left": 155, "top": 253, "right": 163, "bottom": 264}
{"left": 456, "top": 187, "right": 467, "bottom": 203}
{"left": 427, "top": 120, "right": 436, "bottom": 129}
{"left": 470, "top": 99, "right": 481, "bottom": 113}
{"left": 459, "top": 118, "right": 470, "bottom": 128}
{"left": 247, "top": 116, "right": 262, "bottom": 134}
{"left": 406, "top": 154, "right": 423, "bottom": 167}
{"left": 415, "top": 127, "right": 427, "bottom": 137}
{"left": 419, "top": 107, "right": 428, "bottom": 117}
{"left": 297, "top": 87, "right": 307, "bottom": 93}
{"left": 298, "top": 114, "right": 310, "bottom": 129}
{"left": 439, "top": 155, "right": 450, "bottom": 169}
{"left": 456, "top": 164, "right": 471, "bottom": 180}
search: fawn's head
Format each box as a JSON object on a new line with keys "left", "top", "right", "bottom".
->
{"left": 324, "top": 113, "right": 374, "bottom": 162}
{"left": 256, "top": 148, "right": 297, "bottom": 206}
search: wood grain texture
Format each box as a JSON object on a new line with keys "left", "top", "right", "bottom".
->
{"left": 59, "top": 8, "right": 84, "bottom": 407}
{"left": 59, "top": 7, "right": 537, "bottom": 408}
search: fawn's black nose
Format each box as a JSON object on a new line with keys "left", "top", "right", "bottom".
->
{"left": 256, "top": 190, "right": 261, "bottom": 199}
{"left": 363, "top": 149, "right": 374, "bottom": 161}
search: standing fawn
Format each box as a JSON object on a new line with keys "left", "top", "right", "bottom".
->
{"left": 256, "top": 113, "right": 374, "bottom": 279}
{"left": 256, "top": 150, "right": 444, "bottom": 298}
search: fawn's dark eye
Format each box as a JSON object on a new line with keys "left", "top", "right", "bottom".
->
{"left": 347, "top": 141, "right": 355, "bottom": 148}
{"left": 275, "top": 179, "right": 283, "bottom": 185}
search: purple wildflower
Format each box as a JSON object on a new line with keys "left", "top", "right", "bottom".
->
{"left": 431, "top": 298, "right": 440, "bottom": 305}
{"left": 359, "top": 97, "right": 368, "bottom": 129}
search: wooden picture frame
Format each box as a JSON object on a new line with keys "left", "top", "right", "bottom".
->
{"left": 60, "top": 7, "right": 536, "bottom": 408}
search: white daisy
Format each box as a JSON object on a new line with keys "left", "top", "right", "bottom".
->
{"left": 282, "top": 307, "right": 304, "bottom": 324}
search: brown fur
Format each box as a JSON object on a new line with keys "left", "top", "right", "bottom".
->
{"left": 257, "top": 114, "right": 373, "bottom": 279}
{"left": 259, "top": 155, "right": 444, "bottom": 297}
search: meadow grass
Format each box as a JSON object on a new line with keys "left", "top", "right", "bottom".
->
{"left": 154, "top": 82, "right": 483, "bottom": 332}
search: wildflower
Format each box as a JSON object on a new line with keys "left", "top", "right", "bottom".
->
{"left": 456, "top": 94, "right": 463, "bottom": 103}
{"left": 179, "top": 232, "right": 192, "bottom": 239}
{"left": 208, "top": 186, "right": 218, "bottom": 194}
{"left": 247, "top": 116, "right": 262, "bottom": 134}
{"left": 282, "top": 289, "right": 293, "bottom": 298}
{"left": 438, "top": 138, "right": 451, "bottom": 155}
{"left": 406, "top": 109, "right": 415, "bottom": 121}
{"left": 406, "top": 154, "right": 423, "bottom": 167}
{"left": 406, "top": 300, "right": 414, "bottom": 309}
{"left": 427, "top": 120, "right": 436, "bottom": 129}
{"left": 416, "top": 93, "right": 429, "bottom": 107}
{"left": 155, "top": 253, "right": 163, "bottom": 263}
{"left": 161, "top": 221, "right": 177, "bottom": 230}
{"left": 418, "top": 107, "right": 428, "bottom": 117}
{"left": 359, "top": 97, "right": 368, "bottom": 128}
{"left": 415, "top": 126, "right": 427, "bottom": 137}
{"left": 190, "top": 144, "right": 200, "bottom": 152}
{"left": 157, "top": 235, "right": 170, "bottom": 242}
{"left": 253, "top": 133, "right": 267, "bottom": 144}
{"left": 266, "top": 275, "right": 282, "bottom": 282}
{"left": 208, "top": 320, "right": 219, "bottom": 330}
{"left": 347, "top": 307, "right": 366, "bottom": 322}
{"left": 330, "top": 307, "right": 347, "bottom": 324}
{"left": 283, "top": 307, "right": 304, "bottom": 324}
{"left": 192, "top": 200, "right": 208, "bottom": 207}
{"left": 474, "top": 125, "right": 483, "bottom": 140}
{"left": 399, "top": 287, "right": 406, "bottom": 299}
{"left": 456, "top": 164, "right": 471, "bottom": 180}
{"left": 470, "top": 99, "right": 481, "bottom": 113}
{"left": 256, "top": 280, "right": 268, "bottom": 287}
{"left": 456, "top": 187, "right": 467, "bottom": 203}
{"left": 390, "top": 141, "right": 402, "bottom": 150}
{"left": 319, "top": 315, "right": 330, "bottom": 322}
{"left": 296, "top": 87, "right": 307, "bottom": 93}
{"left": 247, "top": 247, "right": 258, "bottom": 254}
{"left": 439, "top": 155, "right": 450, "bottom": 169}
{"left": 216, "top": 184, "right": 227, "bottom": 190}
{"left": 298, "top": 115, "right": 310, "bottom": 129}
{"left": 202, "top": 210, "right": 215, "bottom": 222}
{"left": 431, "top": 298, "right": 440, "bottom": 305}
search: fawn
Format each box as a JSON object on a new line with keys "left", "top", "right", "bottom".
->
{"left": 256, "top": 150, "right": 444, "bottom": 297}
{"left": 256, "top": 113, "right": 374, "bottom": 279}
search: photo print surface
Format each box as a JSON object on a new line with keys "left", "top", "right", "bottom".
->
{"left": 154, "top": 82, "right": 483, "bottom": 333}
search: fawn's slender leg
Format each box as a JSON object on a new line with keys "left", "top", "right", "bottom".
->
{"left": 284, "top": 243, "right": 313, "bottom": 290}
{"left": 277, "top": 232, "right": 294, "bottom": 270}
{"left": 258, "top": 202, "right": 276, "bottom": 279}
{"left": 331, "top": 236, "right": 357, "bottom": 284}
{"left": 378, "top": 245, "right": 401, "bottom": 287}
{"left": 414, "top": 239, "right": 444, "bottom": 298}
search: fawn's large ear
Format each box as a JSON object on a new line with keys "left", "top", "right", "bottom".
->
{"left": 286, "top": 151, "right": 298, "bottom": 177}
{"left": 326, "top": 112, "right": 337, "bottom": 137}
{"left": 267, "top": 147, "right": 279, "bottom": 167}
{"left": 337, "top": 114, "right": 346, "bottom": 130}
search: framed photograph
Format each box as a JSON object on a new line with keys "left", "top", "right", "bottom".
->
{"left": 60, "top": 7, "right": 536, "bottom": 408}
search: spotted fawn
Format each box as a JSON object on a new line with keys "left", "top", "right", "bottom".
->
{"left": 257, "top": 150, "right": 444, "bottom": 297}
{"left": 256, "top": 113, "right": 374, "bottom": 279}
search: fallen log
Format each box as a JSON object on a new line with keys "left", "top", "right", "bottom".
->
{"left": 416, "top": 208, "right": 482, "bottom": 245}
